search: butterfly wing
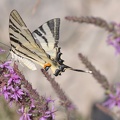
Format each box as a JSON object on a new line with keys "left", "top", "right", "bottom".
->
{"left": 11, "top": 52, "right": 37, "bottom": 70}
{"left": 9, "top": 10, "right": 49, "bottom": 70}
{"left": 32, "top": 18, "right": 60, "bottom": 59}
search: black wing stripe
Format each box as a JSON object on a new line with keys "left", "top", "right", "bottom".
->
{"left": 34, "top": 29, "right": 42, "bottom": 36}
{"left": 11, "top": 46, "right": 36, "bottom": 61}
{"left": 11, "top": 45, "right": 37, "bottom": 61}
{"left": 20, "top": 33, "right": 30, "bottom": 43}
{"left": 9, "top": 33, "right": 18, "bottom": 39}
{"left": 10, "top": 36, "right": 22, "bottom": 44}
{"left": 41, "top": 36, "right": 48, "bottom": 46}
{"left": 47, "top": 20, "right": 54, "bottom": 37}
{"left": 10, "top": 25, "right": 30, "bottom": 43}
{"left": 55, "top": 19, "right": 60, "bottom": 40}
{"left": 34, "top": 29, "right": 48, "bottom": 45}
{"left": 11, "top": 48, "right": 22, "bottom": 58}
{"left": 9, "top": 19, "right": 21, "bottom": 32}
{"left": 10, "top": 36, "right": 43, "bottom": 60}
{"left": 10, "top": 13, "right": 36, "bottom": 44}
{"left": 11, "top": 44, "right": 40, "bottom": 62}
{"left": 39, "top": 26, "right": 46, "bottom": 35}
{"left": 11, "top": 11, "right": 24, "bottom": 27}
{"left": 47, "top": 19, "right": 60, "bottom": 40}
{"left": 9, "top": 25, "right": 20, "bottom": 34}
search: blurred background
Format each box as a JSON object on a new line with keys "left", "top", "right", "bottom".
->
{"left": 0, "top": 0, "right": 120, "bottom": 120}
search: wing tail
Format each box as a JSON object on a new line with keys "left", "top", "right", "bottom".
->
{"left": 69, "top": 67, "right": 92, "bottom": 74}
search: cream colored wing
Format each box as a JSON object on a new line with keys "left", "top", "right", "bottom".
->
{"left": 32, "top": 18, "right": 60, "bottom": 59}
{"left": 9, "top": 10, "right": 49, "bottom": 69}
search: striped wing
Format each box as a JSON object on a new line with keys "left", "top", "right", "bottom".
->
{"left": 9, "top": 10, "right": 49, "bottom": 70}
{"left": 32, "top": 18, "right": 60, "bottom": 59}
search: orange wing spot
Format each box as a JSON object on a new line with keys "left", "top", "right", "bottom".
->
{"left": 44, "top": 63, "right": 51, "bottom": 69}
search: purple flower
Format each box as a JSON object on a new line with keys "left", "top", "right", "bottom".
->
{"left": 0, "top": 61, "right": 11, "bottom": 68}
{"left": 39, "top": 110, "right": 55, "bottom": 120}
{"left": 0, "top": 48, "right": 5, "bottom": 53}
{"left": 107, "top": 36, "right": 120, "bottom": 54}
{"left": 103, "top": 87, "right": 120, "bottom": 109}
{"left": 11, "top": 86, "right": 24, "bottom": 101}
{"left": 19, "top": 106, "right": 32, "bottom": 120}
{"left": 67, "top": 104, "right": 76, "bottom": 110}
{"left": 107, "top": 22, "right": 120, "bottom": 55}
{"left": 39, "top": 98, "right": 55, "bottom": 120}
{"left": 0, "top": 62, "right": 56, "bottom": 120}
{"left": 0, "top": 61, "right": 13, "bottom": 72}
{"left": 46, "top": 97, "right": 55, "bottom": 103}
{"left": 1, "top": 86, "right": 11, "bottom": 100}
{"left": 4, "top": 73, "right": 21, "bottom": 85}
{"left": 30, "top": 98, "right": 35, "bottom": 109}
{"left": 40, "top": 117, "right": 47, "bottom": 120}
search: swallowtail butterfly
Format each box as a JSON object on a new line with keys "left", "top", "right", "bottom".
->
{"left": 9, "top": 10, "right": 91, "bottom": 76}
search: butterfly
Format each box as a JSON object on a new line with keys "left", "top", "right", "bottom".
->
{"left": 9, "top": 10, "right": 91, "bottom": 76}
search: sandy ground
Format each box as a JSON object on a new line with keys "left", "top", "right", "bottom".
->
{"left": 0, "top": 0, "right": 120, "bottom": 119}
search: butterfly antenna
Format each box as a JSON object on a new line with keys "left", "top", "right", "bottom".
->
{"left": 0, "top": 42, "right": 11, "bottom": 61}
{"left": 69, "top": 67, "right": 92, "bottom": 74}
{"left": 0, "top": 42, "right": 10, "bottom": 49}
{"left": 6, "top": 52, "right": 11, "bottom": 59}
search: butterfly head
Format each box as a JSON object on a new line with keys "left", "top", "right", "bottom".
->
{"left": 54, "top": 64, "right": 70, "bottom": 76}
{"left": 43, "top": 61, "right": 67, "bottom": 76}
